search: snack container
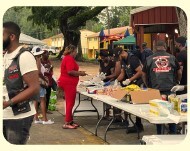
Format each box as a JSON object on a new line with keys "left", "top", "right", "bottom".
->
{"left": 179, "top": 99, "right": 187, "bottom": 115}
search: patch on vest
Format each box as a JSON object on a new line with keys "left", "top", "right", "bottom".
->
{"left": 153, "top": 56, "right": 171, "bottom": 72}
{"left": 8, "top": 64, "right": 19, "bottom": 79}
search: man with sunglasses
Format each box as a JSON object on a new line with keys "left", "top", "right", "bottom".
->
{"left": 3, "top": 21, "right": 39, "bottom": 144}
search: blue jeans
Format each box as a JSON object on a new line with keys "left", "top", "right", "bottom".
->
{"left": 156, "top": 90, "right": 176, "bottom": 134}
{"left": 3, "top": 115, "right": 34, "bottom": 144}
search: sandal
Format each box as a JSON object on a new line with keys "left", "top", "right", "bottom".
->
{"left": 70, "top": 121, "right": 80, "bottom": 127}
{"left": 62, "top": 124, "right": 76, "bottom": 129}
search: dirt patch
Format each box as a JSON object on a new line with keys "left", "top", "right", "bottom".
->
{"left": 51, "top": 58, "right": 99, "bottom": 80}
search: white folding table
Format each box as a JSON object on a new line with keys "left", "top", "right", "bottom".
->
{"left": 77, "top": 91, "right": 187, "bottom": 142}
{"left": 141, "top": 135, "right": 186, "bottom": 145}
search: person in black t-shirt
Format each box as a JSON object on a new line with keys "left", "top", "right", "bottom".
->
{"left": 175, "top": 36, "right": 187, "bottom": 95}
{"left": 112, "top": 47, "right": 143, "bottom": 87}
{"left": 99, "top": 50, "right": 115, "bottom": 119}
{"left": 99, "top": 50, "right": 115, "bottom": 82}
{"left": 141, "top": 42, "right": 153, "bottom": 65}
{"left": 113, "top": 47, "right": 144, "bottom": 133}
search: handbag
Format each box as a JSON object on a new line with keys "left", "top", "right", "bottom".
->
{"left": 39, "top": 76, "right": 49, "bottom": 88}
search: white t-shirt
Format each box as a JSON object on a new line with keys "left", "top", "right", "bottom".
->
{"left": 3, "top": 46, "right": 38, "bottom": 119}
{"left": 41, "top": 63, "right": 46, "bottom": 75}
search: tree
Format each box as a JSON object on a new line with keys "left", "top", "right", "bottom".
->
{"left": 176, "top": 7, "right": 187, "bottom": 37}
{"left": 28, "top": 7, "right": 106, "bottom": 60}
{"left": 3, "top": 7, "right": 55, "bottom": 40}
{"left": 98, "top": 7, "right": 138, "bottom": 29}
{"left": 85, "top": 20, "right": 104, "bottom": 32}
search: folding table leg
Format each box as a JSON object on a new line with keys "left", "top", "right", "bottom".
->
{"left": 104, "top": 118, "right": 115, "bottom": 142}
{"left": 127, "top": 114, "right": 140, "bottom": 139}
{"left": 73, "top": 93, "right": 100, "bottom": 119}
{"left": 90, "top": 98, "right": 99, "bottom": 119}
{"left": 95, "top": 103, "right": 107, "bottom": 136}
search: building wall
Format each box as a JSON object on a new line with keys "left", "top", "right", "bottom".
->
{"left": 87, "top": 37, "right": 99, "bottom": 59}
{"left": 42, "top": 38, "right": 52, "bottom": 46}
{"left": 80, "top": 30, "right": 96, "bottom": 57}
{"left": 43, "top": 30, "right": 95, "bottom": 52}
{"left": 51, "top": 36, "right": 64, "bottom": 49}
{"left": 144, "top": 34, "right": 151, "bottom": 48}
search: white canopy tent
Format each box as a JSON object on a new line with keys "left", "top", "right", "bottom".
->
{"left": 19, "top": 33, "right": 45, "bottom": 45}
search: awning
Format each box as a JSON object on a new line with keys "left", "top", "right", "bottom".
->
{"left": 113, "top": 35, "right": 136, "bottom": 45}
{"left": 19, "top": 33, "right": 45, "bottom": 45}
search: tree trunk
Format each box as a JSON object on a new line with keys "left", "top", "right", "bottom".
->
{"left": 76, "top": 36, "right": 83, "bottom": 61}
{"left": 57, "top": 29, "right": 83, "bottom": 61}
{"left": 176, "top": 7, "right": 187, "bottom": 37}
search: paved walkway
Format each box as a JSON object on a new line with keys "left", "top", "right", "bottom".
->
{"left": 28, "top": 94, "right": 157, "bottom": 145}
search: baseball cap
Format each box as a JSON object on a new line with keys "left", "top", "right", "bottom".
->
{"left": 100, "top": 50, "right": 109, "bottom": 57}
{"left": 175, "top": 36, "right": 187, "bottom": 46}
{"left": 112, "top": 47, "right": 123, "bottom": 58}
{"left": 31, "top": 46, "right": 44, "bottom": 56}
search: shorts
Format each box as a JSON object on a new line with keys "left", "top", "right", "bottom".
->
{"left": 34, "top": 86, "right": 46, "bottom": 102}
{"left": 40, "top": 86, "right": 46, "bottom": 97}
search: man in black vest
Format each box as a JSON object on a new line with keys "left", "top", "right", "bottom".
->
{"left": 142, "top": 40, "right": 182, "bottom": 134}
{"left": 3, "top": 21, "right": 39, "bottom": 144}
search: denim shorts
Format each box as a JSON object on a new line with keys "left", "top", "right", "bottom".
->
{"left": 40, "top": 86, "right": 46, "bottom": 97}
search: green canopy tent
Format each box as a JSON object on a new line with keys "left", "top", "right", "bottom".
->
{"left": 113, "top": 35, "right": 136, "bottom": 45}
{"left": 113, "top": 35, "right": 136, "bottom": 51}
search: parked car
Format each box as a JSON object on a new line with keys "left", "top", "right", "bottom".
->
{"left": 42, "top": 46, "right": 60, "bottom": 55}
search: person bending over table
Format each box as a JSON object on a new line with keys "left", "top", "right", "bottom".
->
{"left": 113, "top": 47, "right": 144, "bottom": 133}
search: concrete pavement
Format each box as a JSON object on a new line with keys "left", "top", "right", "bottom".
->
{"left": 27, "top": 93, "right": 158, "bottom": 145}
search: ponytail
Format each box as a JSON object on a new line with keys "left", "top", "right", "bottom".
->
{"left": 63, "top": 44, "right": 76, "bottom": 55}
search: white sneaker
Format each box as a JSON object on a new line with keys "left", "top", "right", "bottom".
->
{"left": 34, "top": 120, "right": 43, "bottom": 124}
{"left": 42, "top": 120, "right": 54, "bottom": 125}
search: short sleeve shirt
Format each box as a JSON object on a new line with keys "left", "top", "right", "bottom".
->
{"left": 3, "top": 46, "right": 37, "bottom": 119}
{"left": 122, "top": 55, "right": 141, "bottom": 74}
{"left": 58, "top": 55, "right": 79, "bottom": 85}
{"left": 100, "top": 60, "right": 115, "bottom": 76}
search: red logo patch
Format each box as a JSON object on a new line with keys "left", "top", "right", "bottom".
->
{"left": 9, "top": 73, "right": 19, "bottom": 79}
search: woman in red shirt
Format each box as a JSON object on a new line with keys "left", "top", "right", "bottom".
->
{"left": 58, "top": 45, "right": 87, "bottom": 129}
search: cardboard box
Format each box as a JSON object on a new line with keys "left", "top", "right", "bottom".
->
{"left": 111, "top": 88, "right": 162, "bottom": 104}
{"left": 130, "top": 88, "right": 162, "bottom": 104}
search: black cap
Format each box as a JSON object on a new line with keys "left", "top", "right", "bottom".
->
{"left": 175, "top": 36, "right": 187, "bottom": 47}
{"left": 100, "top": 50, "right": 109, "bottom": 57}
{"left": 112, "top": 47, "right": 123, "bottom": 58}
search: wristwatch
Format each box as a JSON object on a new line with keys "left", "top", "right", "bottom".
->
{"left": 8, "top": 99, "right": 14, "bottom": 107}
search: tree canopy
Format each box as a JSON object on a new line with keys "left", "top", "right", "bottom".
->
{"left": 3, "top": 7, "right": 56, "bottom": 39}
{"left": 28, "top": 7, "right": 106, "bottom": 60}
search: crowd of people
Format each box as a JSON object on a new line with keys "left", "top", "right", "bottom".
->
{"left": 97, "top": 37, "right": 187, "bottom": 134}
{"left": 3, "top": 21, "right": 187, "bottom": 145}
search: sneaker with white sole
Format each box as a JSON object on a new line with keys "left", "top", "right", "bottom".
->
{"left": 42, "top": 120, "right": 54, "bottom": 125}
{"left": 34, "top": 120, "right": 43, "bottom": 124}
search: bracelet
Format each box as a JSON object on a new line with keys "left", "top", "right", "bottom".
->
{"left": 8, "top": 99, "right": 14, "bottom": 107}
